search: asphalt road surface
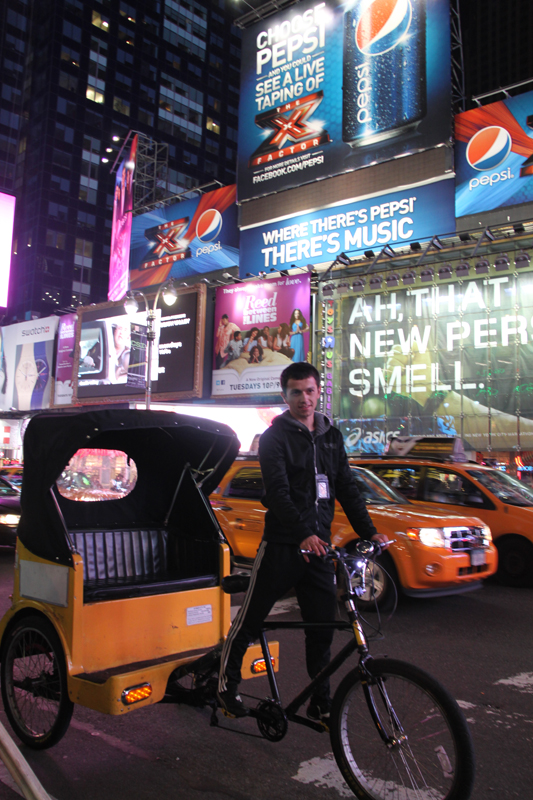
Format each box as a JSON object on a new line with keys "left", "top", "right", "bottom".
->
{"left": 0, "top": 549, "right": 531, "bottom": 800}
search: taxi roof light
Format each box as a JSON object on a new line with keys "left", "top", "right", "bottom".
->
{"left": 121, "top": 683, "right": 152, "bottom": 705}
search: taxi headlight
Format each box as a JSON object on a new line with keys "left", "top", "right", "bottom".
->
{"left": 407, "top": 527, "right": 446, "bottom": 548}
{"left": 481, "top": 525, "right": 492, "bottom": 545}
{"left": 0, "top": 514, "right": 20, "bottom": 526}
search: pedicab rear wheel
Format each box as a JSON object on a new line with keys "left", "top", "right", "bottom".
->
{"left": 1, "top": 615, "right": 74, "bottom": 749}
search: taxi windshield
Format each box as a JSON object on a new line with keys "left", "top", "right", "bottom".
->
{"left": 351, "top": 468, "right": 409, "bottom": 505}
{"left": 467, "top": 469, "right": 533, "bottom": 507}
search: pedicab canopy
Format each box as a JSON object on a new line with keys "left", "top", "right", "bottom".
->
{"left": 18, "top": 409, "right": 240, "bottom": 567}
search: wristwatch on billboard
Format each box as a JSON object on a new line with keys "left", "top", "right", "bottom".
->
{"left": 14, "top": 342, "right": 38, "bottom": 411}
{"left": 31, "top": 341, "right": 50, "bottom": 410}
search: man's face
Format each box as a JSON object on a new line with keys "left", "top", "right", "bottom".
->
{"left": 221, "top": 316, "right": 228, "bottom": 327}
{"left": 282, "top": 376, "right": 320, "bottom": 424}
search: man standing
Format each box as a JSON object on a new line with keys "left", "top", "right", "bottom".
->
{"left": 217, "top": 362, "right": 389, "bottom": 719}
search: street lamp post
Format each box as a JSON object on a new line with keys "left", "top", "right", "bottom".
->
{"left": 123, "top": 280, "right": 178, "bottom": 409}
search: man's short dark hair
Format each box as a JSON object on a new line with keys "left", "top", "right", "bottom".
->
{"left": 233, "top": 330, "right": 241, "bottom": 340}
{"left": 221, "top": 314, "right": 228, "bottom": 320}
{"left": 280, "top": 361, "right": 320, "bottom": 393}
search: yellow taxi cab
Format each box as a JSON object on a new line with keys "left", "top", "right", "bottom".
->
{"left": 210, "top": 457, "right": 497, "bottom": 608}
{"left": 351, "top": 436, "right": 533, "bottom": 587}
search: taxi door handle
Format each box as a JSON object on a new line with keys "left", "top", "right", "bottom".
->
{"left": 213, "top": 504, "right": 232, "bottom": 511}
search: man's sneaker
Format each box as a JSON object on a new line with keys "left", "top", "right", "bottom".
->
{"left": 217, "top": 688, "right": 249, "bottom": 718}
{"left": 307, "top": 695, "right": 332, "bottom": 722}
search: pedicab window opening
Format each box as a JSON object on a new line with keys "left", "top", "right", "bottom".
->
{"left": 56, "top": 448, "right": 137, "bottom": 502}
{"left": 329, "top": 259, "right": 533, "bottom": 458}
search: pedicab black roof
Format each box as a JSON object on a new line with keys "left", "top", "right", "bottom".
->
{"left": 18, "top": 409, "right": 240, "bottom": 566}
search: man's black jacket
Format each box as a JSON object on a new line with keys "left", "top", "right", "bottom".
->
{"left": 258, "top": 411, "right": 378, "bottom": 545}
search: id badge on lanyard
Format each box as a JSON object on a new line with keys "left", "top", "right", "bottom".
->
{"left": 316, "top": 473, "right": 330, "bottom": 500}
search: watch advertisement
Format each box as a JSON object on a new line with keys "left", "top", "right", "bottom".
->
{"left": 237, "top": 0, "right": 451, "bottom": 203}
{"left": 2, "top": 317, "right": 59, "bottom": 412}
{"left": 455, "top": 89, "right": 533, "bottom": 217}
{"left": 212, "top": 274, "right": 311, "bottom": 397}
{"left": 53, "top": 313, "right": 77, "bottom": 407}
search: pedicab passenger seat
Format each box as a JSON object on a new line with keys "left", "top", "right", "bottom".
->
{"left": 70, "top": 528, "right": 218, "bottom": 603}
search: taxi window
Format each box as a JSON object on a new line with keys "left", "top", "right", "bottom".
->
{"left": 371, "top": 465, "right": 422, "bottom": 499}
{"left": 467, "top": 469, "right": 533, "bottom": 507}
{"left": 423, "top": 467, "right": 487, "bottom": 507}
{"left": 0, "top": 477, "right": 19, "bottom": 496}
{"left": 56, "top": 449, "right": 137, "bottom": 502}
{"left": 225, "top": 467, "right": 264, "bottom": 499}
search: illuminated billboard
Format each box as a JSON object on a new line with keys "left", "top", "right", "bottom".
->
{"left": 237, "top": 0, "right": 451, "bottom": 202}
{"left": 74, "top": 287, "right": 206, "bottom": 404}
{"left": 108, "top": 135, "right": 138, "bottom": 302}
{"left": 333, "top": 259, "right": 533, "bottom": 453}
{"left": 212, "top": 274, "right": 310, "bottom": 397}
{"left": 240, "top": 177, "right": 455, "bottom": 276}
{"left": 0, "top": 192, "right": 15, "bottom": 308}
{"left": 455, "top": 90, "right": 533, "bottom": 217}
{"left": 129, "top": 184, "right": 238, "bottom": 291}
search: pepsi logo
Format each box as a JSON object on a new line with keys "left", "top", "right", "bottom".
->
{"left": 466, "top": 126, "right": 512, "bottom": 171}
{"left": 355, "top": 0, "right": 412, "bottom": 56}
{"left": 196, "top": 209, "right": 223, "bottom": 242}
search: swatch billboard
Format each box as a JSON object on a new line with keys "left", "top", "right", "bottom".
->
{"left": 240, "top": 177, "right": 455, "bottom": 276}
{"left": 212, "top": 274, "right": 310, "bottom": 397}
{"left": 455, "top": 90, "right": 533, "bottom": 217}
{"left": 129, "top": 185, "right": 238, "bottom": 291}
{"left": 237, "top": 0, "right": 451, "bottom": 202}
{"left": 108, "top": 135, "right": 138, "bottom": 302}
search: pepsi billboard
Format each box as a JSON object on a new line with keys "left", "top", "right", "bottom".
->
{"left": 455, "top": 90, "right": 533, "bottom": 217}
{"left": 237, "top": 0, "right": 451, "bottom": 203}
{"left": 129, "top": 184, "right": 239, "bottom": 291}
{"left": 240, "top": 177, "right": 455, "bottom": 276}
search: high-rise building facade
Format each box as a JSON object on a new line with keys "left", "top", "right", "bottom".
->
{"left": 0, "top": 0, "right": 241, "bottom": 320}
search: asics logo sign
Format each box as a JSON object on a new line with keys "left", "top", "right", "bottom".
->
{"left": 355, "top": 0, "right": 412, "bottom": 56}
{"left": 466, "top": 126, "right": 514, "bottom": 191}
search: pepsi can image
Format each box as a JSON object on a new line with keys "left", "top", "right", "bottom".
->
{"left": 343, "top": 0, "right": 427, "bottom": 147}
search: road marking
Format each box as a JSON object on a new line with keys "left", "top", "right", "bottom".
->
{"left": 70, "top": 719, "right": 151, "bottom": 760}
{"left": 231, "top": 596, "right": 299, "bottom": 621}
{"left": 292, "top": 753, "right": 352, "bottom": 797}
{"left": 457, "top": 700, "right": 476, "bottom": 709}
{"left": 495, "top": 672, "right": 533, "bottom": 693}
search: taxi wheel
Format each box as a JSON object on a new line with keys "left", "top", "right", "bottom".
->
{"left": 1, "top": 615, "right": 74, "bottom": 749}
{"left": 347, "top": 546, "right": 398, "bottom": 611}
{"left": 496, "top": 537, "right": 533, "bottom": 587}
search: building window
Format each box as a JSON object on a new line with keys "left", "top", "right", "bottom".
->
{"left": 63, "top": 21, "right": 82, "bottom": 42}
{"left": 87, "top": 87, "right": 105, "bottom": 103}
{"left": 81, "top": 161, "right": 99, "bottom": 180}
{"left": 51, "top": 175, "right": 70, "bottom": 193}
{"left": 55, "top": 124, "right": 74, "bottom": 144}
{"left": 83, "top": 135, "right": 100, "bottom": 155}
{"left": 57, "top": 96, "right": 77, "bottom": 117}
{"left": 46, "top": 229, "right": 66, "bottom": 249}
{"left": 60, "top": 45, "right": 80, "bottom": 67}
{"left": 59, "top": 72, "right": 78, "bottom": 92}
{"left": 92, "top": 11, "right": 110, "bottom": 31}
{"left": 138, "top": 108, "right": 154, "bottom": 126}
{"left": 118, "top": 25, "right": 134, "bottom": 46}
{"left": 206, "top": 140, "right": 219, "bottom": 155}
{"left": 117, "top": 48, "right": 134, "bottom": 66}
{"left": 77, "top": 211, "right": 96, "bottom": 229}
{"left": 113, "top": 96, "right": 130, "bottom": 116}
{"left": 79, "top": 186, "right": 97, "bottom": 204}
{"left": 208, "top": 96, "right": 221, "bottom": 112}
{"left": 206, "top": 117, "right": 220, "bottom": 135}
{"left": 75, "top": 238, "right": 93, "bottom": 259}
{"left": 48, "top": 202, "right": 68, "bottom": 220}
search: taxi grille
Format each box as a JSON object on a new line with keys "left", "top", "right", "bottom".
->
{"left": 443, "top": 526, "right": 486, "bottom": 551}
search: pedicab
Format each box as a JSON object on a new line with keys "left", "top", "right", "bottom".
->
{"left": 0, "top": 408, "right": 273, "bottom": 749}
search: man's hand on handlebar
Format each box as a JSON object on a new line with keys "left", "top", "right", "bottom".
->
{"left": 371, "top": 533, "right": 390, "bottom": 549}
{"left": 299, "top": 534, "right": 329, "bottom": 562}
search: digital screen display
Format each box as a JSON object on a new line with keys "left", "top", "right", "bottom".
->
{"left": 0, "top": 192, "right": 16, "bottom": 308}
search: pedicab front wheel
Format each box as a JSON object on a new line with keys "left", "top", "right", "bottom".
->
{"left": 1, "top": 615, "right": 74, "bottom": 749}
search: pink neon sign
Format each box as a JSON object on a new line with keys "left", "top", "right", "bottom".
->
{"left": 0, "top": 192, "right": 15, "bottom": 307}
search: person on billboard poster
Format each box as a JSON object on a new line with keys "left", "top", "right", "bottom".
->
{"left": 258, "top": 326, "right": 273, "bottom": 351}
{"left": 243, "top": 327, "right": 261, "bottom": 353}
{"left": 273, "top": 323, "right": 294, "bottom": 360}
{"left": 215, "top": 313, "right": 239, "bottom": 369}
{"left": 225, "top": 331, "right": 243, "bottom": 363}
{"left": 249, "top": 345, "right": 263, "bottom": 364}
{"left": 111, "top": 323, "right": 131, "bottom": 382}
{"left": 289, "top": 309, "right": 309, "bottom": 362}
{"left": 217, "top": 361, "right": 389, "bottom": 719}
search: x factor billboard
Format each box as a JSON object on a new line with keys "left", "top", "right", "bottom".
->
{"left": 237, "top": 0, "right": 451, "bottom": 203}
{"left": 240, "top": 177, "right": 455, "bottom": 276}
{"left": 129, "top": 185, "right": 239, "bottom": 291}
{"left": 455, "top": 90, "right": 533, "bottom": 217}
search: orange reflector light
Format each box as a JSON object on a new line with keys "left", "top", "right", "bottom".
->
{"left": 251, "top": 657, "right": 275, "bottom": 675}
{"left": 121, "top": 683, "right": 153, "bottom": 705}
{"left": 406, "top": 528, "right": 419, "bottom": 540}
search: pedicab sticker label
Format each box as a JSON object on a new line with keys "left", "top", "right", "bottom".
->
{"left": 212, "top": 274, "right": 311, "bottom": 397}
{"left": 187, "top": 604, "right": 213, "bottom": 626}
